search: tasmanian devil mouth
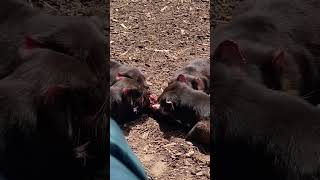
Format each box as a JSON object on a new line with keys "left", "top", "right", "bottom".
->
{"left": 129, "top": 91, "right": 151, "bottom": 114}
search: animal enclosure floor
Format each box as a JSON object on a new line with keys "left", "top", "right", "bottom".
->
{"left": 111, "top": 0, "right": 210, "bottom": 179}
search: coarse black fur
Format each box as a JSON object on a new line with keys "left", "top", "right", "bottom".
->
{"left": 0, "top": 0, "right": 107, "bottom": 85}
{"left": 110, "top": 59, "right": 146, "bottom": 87}
{"left": 213, "top": 0, "right": 320, "bottom": 105}
{"left": 110, "top": 77, "right": 150, "bottom": 124}
{"left": 156, "top": 81, "right": 209, "bottom": 128}
{"left": 0, "top": 48, "right": 107, "bottom": 180}
{"left": 170, "top": 59, "right": 210, "bottom": 94}
{"left": 213, "top": 60, "right": 320, "bottom": 180}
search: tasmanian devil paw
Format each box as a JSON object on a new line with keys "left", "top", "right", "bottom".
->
{"left": 186, "top": 120, "right": 210, "bottom": 145}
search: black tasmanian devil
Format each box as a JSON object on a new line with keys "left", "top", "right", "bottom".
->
{"left": 152, "top": 59, "right": 210, "bottom": 144}
{"left": 153, "top": 76, "right": 210, "bottom": 144}
{"left": 0, "top": 46, "right": 107, "bottom": 179}
{"left": 212, "top": 58, "right": 320, "bottom": 180}
{"left": 110, "top": 77, "right": 151, "bottom": 123}
{"left": 110, "top": 59, "right": 151, "bottom": 123}
{"left": 213, "top": 0, "right": 320, "bottom": 105}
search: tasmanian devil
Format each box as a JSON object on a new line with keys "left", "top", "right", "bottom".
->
{"left": 151, "top": 59, "right": 210, "bottom": 144}
{"left": 213, "top": 0, "right": 320, "bottom": 105}
{"left": 212, "top": 58, "right": 320, "bottom": 179}
{"left": 169, "top": 59, "right": 210, "bottom": 94}
{"left": 0, "top": 0, "right": 107, "bottom": 84}
{"left": 153, "top": 77, "right": 210, "bottom": 132}
{"left": 110, "top": 76, "right": 151, "bottom": 124}
{"left": 0, "top": 47, "right": 107, "bottom": 180}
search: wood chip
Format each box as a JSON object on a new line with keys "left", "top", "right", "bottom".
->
{"left": 154, "top": 49, "right": 169, "bottom": 53}
{"left": 163, "top": 142, "right": 176, "bottom": 147}
{"left": 181, "top": 29, "right": 185, "bottom": 35}
{"left": 186, "top": 142, "right": 193, "bottom": 146}
{"left": 160, "top": 6, "right": 168, "bottom": 12}
{"left": 120, "top": 23, "right": 128, "bottom": 29}
{"left": 185, "top": 150, "right": 194, "bottom": 157}
{"left": 142, "top": 132, "right": 149, "bottom": 139}
{"left": 196, "top": 171, "right": 204, "bottom": 176}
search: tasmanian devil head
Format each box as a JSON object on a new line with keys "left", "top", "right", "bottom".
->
{"left": 168, "top": 59, "right": 210, "bottom": 94}
{"left": 116, "top": 66, "right": 147, "bottom": 89}
{"left": 11, "top": 46, "right": 108, "bottom": 171}
{"left": 24, "top": 15, "right": 108, "bottom": 84}
{"left": 110, "top": 77, "right": 150, "bottom": 124}
{"left": 155, "top": 78, "right": 203, "bottom": 128}
{"left": 212, "top": 40, "right": 298, "bottom": 92}
{"left": 169, "top": 73, "right": 208, "bottom": 93}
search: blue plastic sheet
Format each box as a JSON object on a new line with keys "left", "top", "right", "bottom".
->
{"left": 110, "top": 118, "right": 147, "bottom": 180}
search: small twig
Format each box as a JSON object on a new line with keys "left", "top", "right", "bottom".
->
{"left": 120, "top": 46, "right": 133, "bottom": 56}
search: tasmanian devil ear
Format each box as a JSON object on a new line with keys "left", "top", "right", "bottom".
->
{"left": 47, "top": 85, "right": 67, "bottom": 96}
{"left": 19, "top": 36, "right": 43, "bottom": 60}
{"left": 177, "top": 74, "right": 187, "bottom": 83}
{"left": 213, "top": 40, "right": 246, "bottom": 65}
{"left": 43, "top": 85, "right": 69, "bottom": 105}
{"left": 122, "top": 88, "right": 138, "bottom": 95}
{"left": 123, "top": 88, "right": 142, "bottom": 100}
{"left": 192, "top": 77, "right": 205, "bottom": 90}
{"left": 23, "top": 35, "right": 43, "bottom": 49}
{"left": 116, "top": 72, "right": 125, "bottom": 81}
{"left": 272, "top": 50, "right": 286, "bottom": 69}
{"left": 122, "top": 87, "right": 130, "bottom": 95}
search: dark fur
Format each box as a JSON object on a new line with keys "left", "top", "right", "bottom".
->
{"left": 213, "top": 0, "right": 320, "bottom": 105}
{"left": 169, "top": 59, "right": 210, "bottom": 94}
{"left": 212, "top": 61, "right": 320, "bottom": 180}
{"left": 110, "top": 59, "right": 146, "bottom": 87}
{"left": 110, "top": 59, "right": 150, "bottom": 123}
{"left": 110, "top": 77, "right": 150, "bottom": 124}
{"left": 0, "top": 0, "right": 107, "bottom": 84}
{"left": 0, "top": 48, "right": 107, "bottom": 180}
{"left": 156, "top": 81, "right": 209, "bottom": 128}
{"left": 186, "top": 119, "right": 210, "bottom": 145}
{"left": 153, "top": 59, "right": 210, "bottom": 144}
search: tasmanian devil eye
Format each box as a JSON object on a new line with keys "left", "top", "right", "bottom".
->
{"left": 130, "top": 90, "right": 142, "bottom": 99}
{"left": 162, "top": 99, "right": 174, "bottom": 112}
{"left": 191, "top": 80, "right": 199, "bottom": 90}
